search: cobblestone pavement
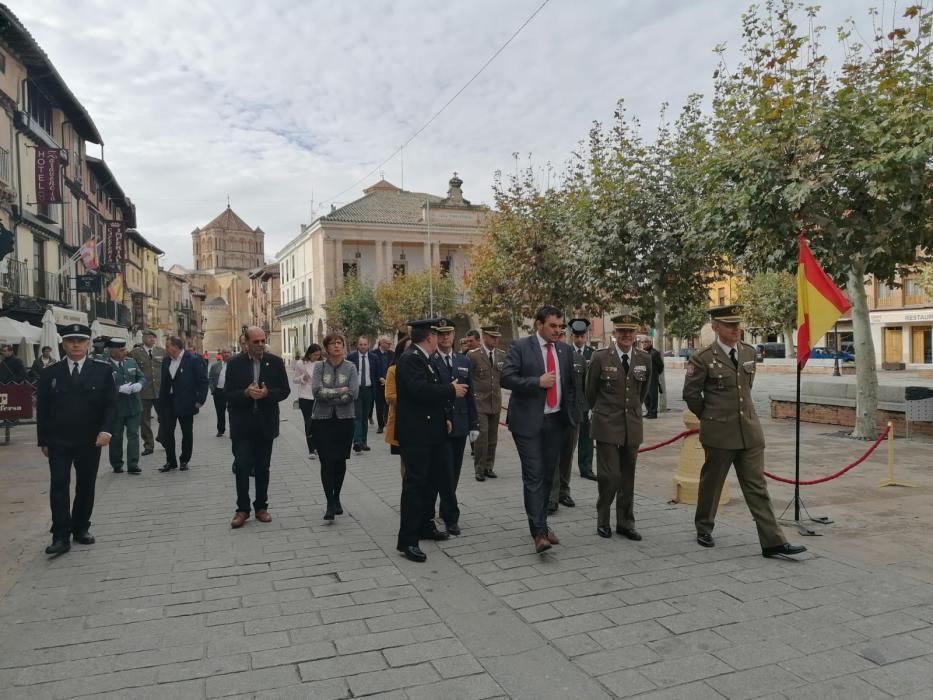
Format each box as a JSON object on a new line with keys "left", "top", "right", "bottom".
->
{"left": 2, "top": 395, "right": 933, "bottom": 699}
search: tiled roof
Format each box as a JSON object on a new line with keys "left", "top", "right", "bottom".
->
{"left": 324, "top": 190, "right": 444, "bottom": 225}
{"left": 202, "top": 206, "right": 255, "bottom": 233}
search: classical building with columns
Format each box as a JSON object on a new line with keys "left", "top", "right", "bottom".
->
{"left": 276, "top": 174, "right": 487, "bottom": 357}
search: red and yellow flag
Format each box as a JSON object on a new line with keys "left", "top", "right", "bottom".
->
{"left": 796, "top": 235, "right": 851, "bottom": 368}
{"left": 107, "top": 272, "right": 124, "bottom": 302}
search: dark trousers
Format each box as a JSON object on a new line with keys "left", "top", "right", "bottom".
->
{"left": 354, "top": 386, "right": 375, "bottom": 446}
{"left": 434, "top": 435, "right": 465, "bottom": 527}
{"left": 140, "top": 398, "right": 159, "bottom": 450}
{"left": 397, "top": 442, "right": 447, "bottom": 549}
{"left": 233, "top": 434, "right": 273, "bottom": 514}
{"left": 512, "top": 413, "right": 566, "bottom": 537}
{"left": 549, "top": 423, "right": 577, "bottom": 508}
{"left": 374, "top": 383, "right": 387, "bottom": 430}
{"left": 48, "top": 445, "right": 101, "bottom": 539}
{"left": 577, "top": 414, "right": 594, "bottom": 475}
{"left": 213, "top": 391, "right": 227, "bottom": 434}
{"left": 320, "top": 459, "right": 347, "bottom": 505}
{"left": 645, "top": 380, "right": 660, "bottom": 417}
{"left": 161, "top": 409, "right": 193, "bottom": 467}
{"left": 298, "top": 398, "right": 316, "bottom": 454}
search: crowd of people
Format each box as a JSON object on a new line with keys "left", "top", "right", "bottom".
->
{"left": 32, "top": 304, "right": 805, "bottom": 564}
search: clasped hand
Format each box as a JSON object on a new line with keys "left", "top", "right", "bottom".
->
{"left": 538, "top": 371, "right": 557, "bottom": 388}
{"left": 246, "top": 382, "right": 268, "bottom": 399}
{"left": 451, "top": 379, "right": 468, "bottom": 398}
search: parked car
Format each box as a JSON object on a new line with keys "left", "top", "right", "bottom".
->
{"left": 677, "top": 347, "right": 695, "bottom": 359}
{"left": 840, "top": 342, "right": 856, "bottom": 356}
{"left": 756, "top": 342, "right": 786, "bottom": 360}
{"left": 810, "top": 347, "right": 855, "bottom": 362}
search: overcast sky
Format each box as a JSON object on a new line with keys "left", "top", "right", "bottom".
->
{"left": 17, "top": 0, "right": 880, "bottom": 267}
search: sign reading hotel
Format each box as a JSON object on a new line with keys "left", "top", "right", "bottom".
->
{"left": 105, "top": 220, "right": 127, "bottom": 266}
{"left": 35, "top": 148, "right": 62, "bottom": 204}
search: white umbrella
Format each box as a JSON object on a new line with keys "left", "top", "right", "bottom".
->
{"left": 134, "top": 330, "right": 143, "bottom": 346}
{"left": 90, "top": 319, "right": 103, "bottom": 340}
{"left": 40, "top": 309, "right": 61, "bottom": 362}
{"left": 0, "top": 317, "right": 25, "bottom": 345}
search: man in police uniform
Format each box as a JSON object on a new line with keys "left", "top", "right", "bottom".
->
{"left": 683, "top": 305, "right": 806, "bottom": 558}
{"left": 468, "top": 324, "right": 506, "bottom": 481}
{"left": 585, "top": 314, "right": 651, "bottom": 539}
{"left": 91, "top": 335, "right": 110, "bottom": 360}
{"left": 107, "top": 338, "right": 145, "bottom": 474}
{"left": 395, "top": 318, "right": 468, "bottom": 562}
{"left": 36, "top": 323, "right": 116, "bottom": 555}
{"left": 569, "top": 318, "right": 596, "bottom": 480}
{"left": 130, "top": 329, "right": 163, "bottom": 455}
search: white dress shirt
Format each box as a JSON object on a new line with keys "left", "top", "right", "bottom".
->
{"left": 69, "top": 356, "right": 88, "bottom": 375}
{"left": 536, "top": 334, "right": 562, "bottom": 414}
{"left": 359, "top": 352, "right": 371, "bottom": 387}
{"left": 217, "top": 362, "right": 227, "bottom": 389}
{"left": 614, "top": 344, "right": 632, "bottom": 370}
{"left": 169, "top": 355, "right": 182, "bottom": 379}
{"left": 717, "top": 339, "right": 739, "bottom": 366}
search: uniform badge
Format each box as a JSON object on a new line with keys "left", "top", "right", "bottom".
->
{"left": 685, "top": 364, "right": 695, "bottom": 377}
{"left": 742, "top": 360, "right": 756, "bottom": 373}
{"left": 632, "top": 366, "right": 648, "bottom": 381}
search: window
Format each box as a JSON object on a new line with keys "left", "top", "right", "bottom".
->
{"left": 440, "top": 257, "right": 451, "bottom": 276}
{"left": 392, "top": 262, "right": 407, "bottom": 278}
{"left": 877, "top": 282, "right": 897, "bottom": 305}
{"left": 0, "top": 53, "right": 6, "bottom": 74}
{"left": 717, "top": 287, "right": 726, "bottom": 305}
{"left": 0, "top": 146, "right": 9, "bottom": 184}
{"left": 26, "top": 82, "right": 53, "bottom": 136}
{"left": 343, "top": 262, "right": 359, "bottom": 279}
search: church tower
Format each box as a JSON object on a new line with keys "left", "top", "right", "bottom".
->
{"left": 191, "top": 205, "right": 265, "bottom": 272}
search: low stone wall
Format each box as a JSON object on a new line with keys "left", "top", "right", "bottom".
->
{"left": 770, "top": 400, "right": 933, "bottom": 438}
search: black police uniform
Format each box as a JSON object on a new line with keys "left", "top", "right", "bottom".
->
{"left": 37, "top": 337, "right": 117, "bottom": 548}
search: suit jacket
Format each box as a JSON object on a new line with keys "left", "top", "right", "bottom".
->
{"left": 468, "top": 345, "right": 506, "bottom": 415}
{"left": 431, "top": 351, "right": 479, "bottom": 437}
{"left": 0, "top": 356, "right": 26, "bottom": 382}
{"left": 158, "top": 351, "right": 208, "bottom": 417}
{"left": 36, "top": 357, "right": 117, "bottom": 448}
{"left": 346, "top": 350, "right": 379, "bottom": 391}
{"left": 130, "top": 345, "right": 164, "bottom": 400}
{"left": 395, "top": 346, "right": 455, "bottom": 447}
{"left": 682, "top": 340, "right": 764, "bottom": 450}
{"left": 500, "top": 334, "right": 577, "bottom": 437}
{"left": 208, "top": 360, "right": 228, "bottom": 393}
{"left": 224, "top": 352, "right": 291, "bottom": 441}
{"left": 372, "top": 348, "right": 394, "bottom": 380}
{"left": 110, "top": 357, "right": 145, "bottom": 417}
{"left": 585, "top": 346, "right": 651, "bottom": 446}
{"left": 648, "top": 347, "right": 664, "bottom": 388}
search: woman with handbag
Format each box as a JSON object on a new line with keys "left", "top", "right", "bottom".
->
{"left": 383, "top": 336, "right": 411, "bottom": 478}
{"left": 311, "top": 334, "right": 359, "bottom": 520}
{"left": 293, "top": 344, "right": 322, "bottom": 458}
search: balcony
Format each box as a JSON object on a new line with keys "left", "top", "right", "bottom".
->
{"left": 276, "top": 296, "right": 307, "bottom": 318}
{"left": 0, "top": 258, "right": 29, "bottom": 295}
{"left": 92, "top": 300, "right": 131, "bottom": 327}
{"left": 32, "top": 268, "right": 69, "bottom": 303}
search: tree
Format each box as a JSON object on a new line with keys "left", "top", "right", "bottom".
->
{"left": 737, "top": 272, "right": 797, "bottom": 356}
{"left": 668, "top": 301, "right": 709, "bottom": 348}
{"left": 916, "top": 263, "right": 933, "bottom": 297}
{"left": 322, "top": 278, "right": 382, "bottom": 342}
{"left": 376, "top": 269, "right": 458, "bottom": 334}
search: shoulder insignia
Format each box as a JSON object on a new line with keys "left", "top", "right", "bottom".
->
{"left": 93, "top": 358, "right": 110, "bottom": 365}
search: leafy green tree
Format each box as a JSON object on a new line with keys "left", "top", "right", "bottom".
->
{"left": 668, "top": 301, "right": 710, "bottom": 348}
{"left": 322, "top": 277, "right": 382, "bottom": 342}
{"left": 916, "top": 263, "right": 933, "bottom": 297}
{"left": 737, "top": 272, "right": 798, "bottom": 356}
{"left": 376, "top": 269, "right": 458, "bottom": 334}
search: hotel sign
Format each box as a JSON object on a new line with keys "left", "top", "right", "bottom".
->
{"left": 35, "top": 147, "right": 62, "bottom": 204}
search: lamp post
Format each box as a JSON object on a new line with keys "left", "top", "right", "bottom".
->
{"left": 832, "top": 321, "right": 841, "bottom": 376}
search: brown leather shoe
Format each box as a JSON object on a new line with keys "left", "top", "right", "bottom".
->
{"left": 230, "top": 512, "right": 249, "bottom": 529}
{"left": 546, "top": 529, "right": 560, "bottom": 545}
{"left": 534, "top": 535, "right": 552, "bottom": 553}
{"left": 255, "top": 510, "right": 272, "bottom": 523}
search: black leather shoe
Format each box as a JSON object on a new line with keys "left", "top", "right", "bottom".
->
{"left": 697, "top": 533, "right": 715, "bottom": 548}
{"left": 73, "top": 530, "right": 95, "bottom": 545}
{"left": 180, "top": 462, "right": 189, "bottom": 471}
{"left": 580, "top": 472, "right": 597, "bottom": 481}
{"left": 112, "top": 466, "right": 124, "bottom": 473}
{"left": 158, "top": 464, "right": 177, "bottom": 473}
{"left": 484, "top": 470, "right": 498, "bottom": 478}
{"left": 616, "top": 527, "right": 642, "bottom": 541}
{"left": 559, "top": 495, "right": 576, "bottom": 508}
{"left": 216, "top": 432, "right": 224, "bottom": 437}
{"left": 547, "top": 504, "right": 558, "bottom": 514}
{"left": 362, "top": 444, "right": 371, "bottom": 451}
{"left": 333, "top": 501, "right": 343, "bottom": 515}
{"left": 353, "top": 443, "right": 362, "bottom": 453}
{"left": 597, "top": 526, "right": 612, "bottom": 538}
{"left": 45, "top": 540, "right": 70, "bottom": 555}
{"left": 376, "top": 427, "right": 384, "bottom": 434}
{"left": 420, "top": 529, "right": 449, "bottom": 541}
{"left": 401, "top": 545, "right": 427, "bottom": 563}
{"left": 475, "top": 474, "right": 485, "bottom": 482}
{"left": 127, "top": 467, "right": 141, "bottom": 475}
{"left": 763, "top": 543, "right": 808, "bottom": 558}
{"left": 323, "top": 505, "right": 335, "bottom": 520}
{"left": 142, "top": 448, "right": 154, "bottom": 456}
{"left": 447, "top": 524, "right": 461, "bottom": 536}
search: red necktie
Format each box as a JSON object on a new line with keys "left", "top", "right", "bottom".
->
{"left": 545, "top": 342, "right": 557, "bottom": 408}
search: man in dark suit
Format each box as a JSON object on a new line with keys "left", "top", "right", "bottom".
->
{"left": 225, "top": 326, "right": 290, "bottom": 528}
{"left": 395, "top": 318, "right": 468, "bottom": 563}
{"left": 208, "top": 348, "right": 232, "bottom": 437}
{"left": 0, "top": 343, "right": 26, "bottom": 381}
{"left": 641, "top": 335, "right": 665, "bottom": 419}
{"left": 372, "top": 335, "right": 394, "bottom": 434}
{"left": 36, "top": 323, "right": 117, "bottom": 555}
{"left": 157, "top": 336, "right": 208, "bottom": 473}
{"left": 431, "top": 323, "right": 479, "bottom": 536}
{"left": 501, "top": 305, "right": 577, "bottom": 554}
{"left": 347, "top": 336, "right": 378, "bottom": 453}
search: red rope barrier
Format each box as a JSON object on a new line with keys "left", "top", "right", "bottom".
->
{"left": 763, "top": 425, "right": 891, "bottom": 485}
{"left": 638, "top": 429, "right": 698, "bottom": 453}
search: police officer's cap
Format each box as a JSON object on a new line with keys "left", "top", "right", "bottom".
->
{"left": 92, "top": 335, "right": 110, "bottom": 345}
{"left": 106, "top": 337, "right": 128, "bottom": 349}
{"left": 61, "top": 323, "right": 92, "bottom": 340}
{"left": 406, "top": 318, "right": 447, "bottom": 332}
{"left": 568, "top": 318, "right": 590, "bottom": 336}
{"left": 480, "top": 324, "right": 501, "bottom": 337}
{"left": 611, "top": 314, "right": 641, "bottom": 330}
{"left": 709, "top": 305, "right": 743, "bottom": 323}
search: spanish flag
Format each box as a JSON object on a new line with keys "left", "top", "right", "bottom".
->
{"left": 107, "top": 272, "right": 124, "bottom": 302}
{"left": 796, "top": 235, "right": 851, "bottom": 368}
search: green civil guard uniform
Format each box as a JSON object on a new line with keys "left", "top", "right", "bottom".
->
{"left": 109, "top": 357, "right": 146, "bottom": 472}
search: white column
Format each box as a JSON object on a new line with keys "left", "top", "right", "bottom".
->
{"left": 375, "top": 241, "right": 384, "bottom": 284}
{"left": 423, "top": 242, "right": 431, "bottom": 270}
{"left": 333, "top": 239, "right": 343, "bottom": 284}
{"left": 385, "top": 241, "right": 393, "bottom": 279}
{"left": 432, "top": 242, "right": 441, "bottom": 268}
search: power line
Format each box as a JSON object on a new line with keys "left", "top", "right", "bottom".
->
{"left": 317, "top": 0, "right": 551, "bottom": 209}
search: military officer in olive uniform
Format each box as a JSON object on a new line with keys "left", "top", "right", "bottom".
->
{"left": 107, "top": 338, "right": 146, "bottom": 474}
{"left": 468, "top": 324, "right": 506, "bottom": 481}
{"left": 683, "top": 305, "right": 806, "bottom": 558}
{"left": 569, "top": 321, "right": 596, "bottom": 479}
{"left": 36, "top": 323, "right": 117, "bottom": 555}
{"left": 130, "top": 329, "right": 164, "bottom": 455}
{"left": 585, "top": 314, "right": 651, "bottom": 540}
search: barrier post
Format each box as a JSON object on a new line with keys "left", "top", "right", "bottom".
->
{"left": 672, "top": 411, "right": 730, "bottom": 505}
{"left": 879, "top": 421, "right": 915, "bottom": 488}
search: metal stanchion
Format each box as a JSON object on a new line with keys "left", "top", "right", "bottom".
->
{"left": 879, "top": 422, "right": 915, "bottom": 488}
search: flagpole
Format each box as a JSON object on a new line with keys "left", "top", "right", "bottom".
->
{"left": 794, "top": 361, "right": 801, "bottom": 522}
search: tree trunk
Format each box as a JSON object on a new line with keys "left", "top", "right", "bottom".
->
{"left": 653, "top": 280, "right": 667, "bottom": 413}
{"left": 847, "top": 260, "right": 879, "bottom": 439}
{"left": 783, "top": 321, "right": 797, "bottom": 358}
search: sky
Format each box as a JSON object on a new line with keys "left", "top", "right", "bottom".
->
{"left": 15, "top": 0, "right": 882, "bottom": 267}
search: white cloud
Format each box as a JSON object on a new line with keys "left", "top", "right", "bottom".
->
{"left": 14, "top": 0, "right": 879, "bottom": 265}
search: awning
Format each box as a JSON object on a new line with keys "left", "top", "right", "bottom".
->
{"left": 90, "top": 320, "right": 129, "bottom": 342}
{"left": 50, "top": 306, "right": 88, "bottom": 326}
{"left": 0, "top": 317, "right": 41, "bottom": 345}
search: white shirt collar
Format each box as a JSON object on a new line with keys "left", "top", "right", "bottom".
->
{"left": 717, "top": 338, "right": 738, "bottom": 356}
{"left": 614, "top": 344, "right": 632, "bottom": 362}
{"left": 68, "top": 356, "right": 87, "bottom": 372}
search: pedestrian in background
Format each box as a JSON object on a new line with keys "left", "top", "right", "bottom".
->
{"left": 29, "top": 346, "right": 55, "bottom": 380}
{"left": 384, "top": 336, "right": 411, "bottom": 477}
{"left": 311, "top": 333, "right": 359, "bottom": 520}
{"left": 208, "top": 348, "right": 232, "bottom": 437}
{"left": 372, "top": 335, "right": 394, "bottom": 434}
{"left": 0, "top": 344, "right": 26, "bottom": 381}
{"left": 347, "top": 336, "right": 377, "bottom": 453}
{"left": 294, "top": 343, "right": 322, "bottom": 458}
{"left": 157, "top": 337, "right": 208, "bottom": 473}
{"left": 468, "top": 325, "right": 505, "bottom": 481}
{"left": 226, "top": 326, "right": 290, "bottom": 528}
{"left": 36, "top": 323, "right": 116, "bottom": 555}
{"left": 640, "top": 335, "right": 664, "bottom": 419}
{"left": 106, "top": 338, "right": 145, "bottom": 475}
{"left": 130, "top": 330, "right": 163, "bottom": 456}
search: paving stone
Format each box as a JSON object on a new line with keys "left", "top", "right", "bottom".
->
{"left": 384, "top": 637, "right": 469, "bottom": 667}
{"left": 591, "top": 620, "right": 672, "bottom": 650}
{"left": 573, "top": 643, "right": 661, "bottom": 676}
{"left": 404, "top": 673, "right": 504, "bottom": 700}
{"left": 858, "top": 657, "right": 933, "bottom": 696}
{"left": 597, "top": 667, "right": 657, "bottom": 696}
{"left": 781, "top": 675, "right": 890, "bottom": 700}
{"left": 706, "top": 665, "right": 806, "bottom": 700}
{"left": 713, "top": 641, "right": 804, "bottom": 671}
{"left": 298, "top": 650, "right": 386, "bottom": 681}
{"left": 534, "top": 611, "right": 614, "bottom": 639}
{"left": 334, "top": 628, "right": 415, "bottom": 654}
{"left": 157, "top": 655, "right": 251, "bottom": 683}
{"left": 251, "top": 640, "right": 336, "bottom": 668}
{"left": 639, "top": 652, "right": 735, "bottom": 688}
{"left": 631, "top": 681, "right": 731, "bottom": 700}
{"left": 778, "top": 648, "right": 877, "bottom": 682}
{"left": 205, "top": 665, "right": 301, "bottom": 698}
{"left": 346, "top": 661, "right": 440, "bottom": 696}
{"left": 431, "top": 655, "right": 487, "bottom": 679}
{"left": 850, "top": 632, "right": 932, "bottom": 665}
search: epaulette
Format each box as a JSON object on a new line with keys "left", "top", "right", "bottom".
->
{"left": 592, "top": 347, "right": 610, "bottom": 357}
